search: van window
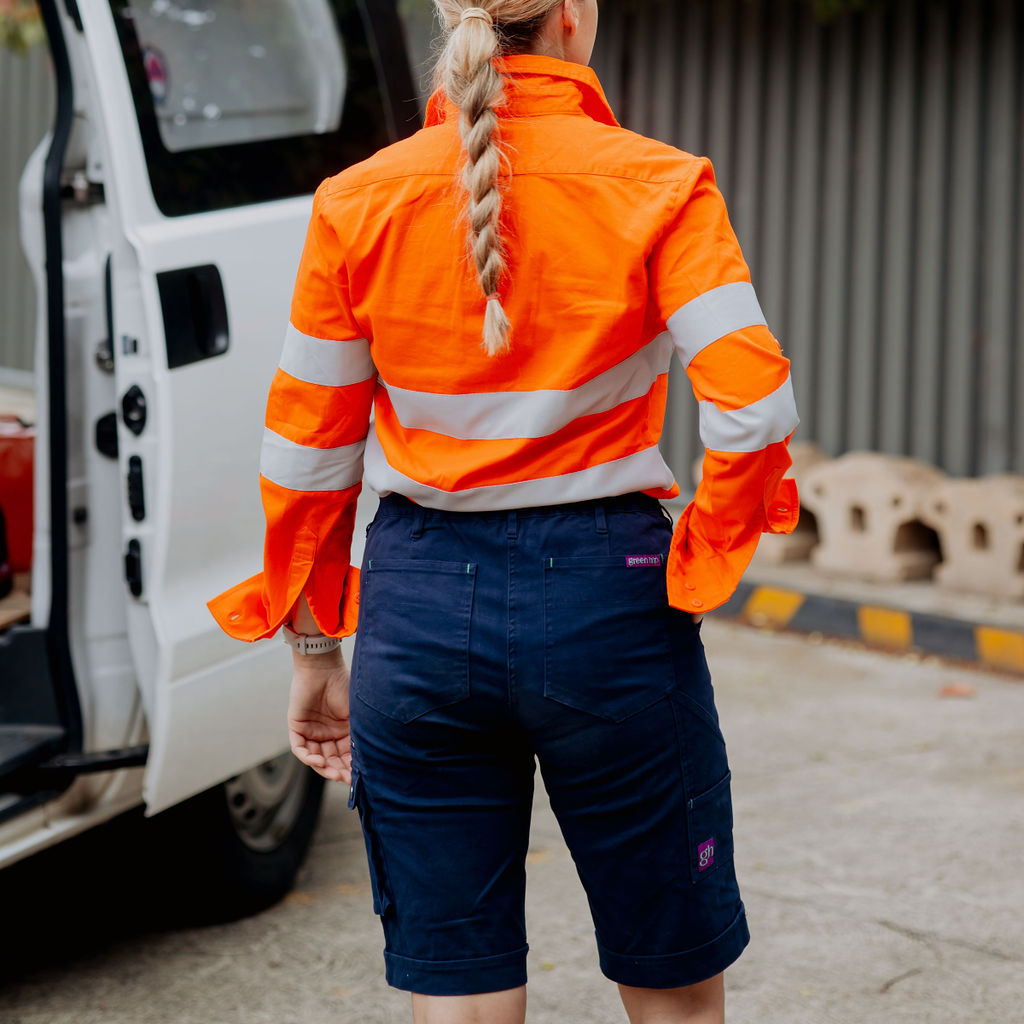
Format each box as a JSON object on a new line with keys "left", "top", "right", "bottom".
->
{"left": 128, "top": 0, "right": 345, "bottom": 154}
{"left": 111, "top": 0, "right": 405, "bottom": 216}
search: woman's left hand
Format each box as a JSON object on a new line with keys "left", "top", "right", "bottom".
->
{"left": 288, "top": 650, "right": 352, "bottom": 784}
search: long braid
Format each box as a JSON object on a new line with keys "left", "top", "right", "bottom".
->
{"left": 435, "top": 2, "right": 559, "bottom": 355}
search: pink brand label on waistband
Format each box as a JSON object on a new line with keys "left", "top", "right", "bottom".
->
{"left": 625, "top": 554, "right": 662, "bottom": 568}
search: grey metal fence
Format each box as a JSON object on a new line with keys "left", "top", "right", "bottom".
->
{"left": 595, "top": 0, "right": 1024, "bottom": 481}
{"left": 0, "top": 43, "right": 52, "bottom": 382}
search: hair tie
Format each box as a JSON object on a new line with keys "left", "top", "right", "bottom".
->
{"left": 486, "top": 292, "right": 500, "bottom": 302}
{"left": 460, "top": 7, "right": 493, "bottom": 27}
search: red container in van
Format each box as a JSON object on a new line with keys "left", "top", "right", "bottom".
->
{"left": 0, "top": 417, "right": 34, "bottom": 572}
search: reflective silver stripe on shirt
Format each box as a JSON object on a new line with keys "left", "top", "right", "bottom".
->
{"left": 667, "top": 281, "right": 767, "bottom": 366}
{"left": 278, "top": 323, "right": 375, "bottom": 387}
{"left": 698, "top": 375, "right": 799, "bottom": 453}
{"left": 259, "top": 427, "right": 365, "bottom": 492}
{"left": 382, "top": 333, "right": 674, "bottom": 441}
{"left": 363, "top": 431, "right": 676, "bottom": 510}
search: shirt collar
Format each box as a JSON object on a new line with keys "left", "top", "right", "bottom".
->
{"left": 424, "top": 54, "right": 619, "bottom": 128}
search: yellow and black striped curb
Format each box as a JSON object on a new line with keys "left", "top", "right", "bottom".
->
{"left": 718, "top": 583, "right": 1024, "bottom": 677}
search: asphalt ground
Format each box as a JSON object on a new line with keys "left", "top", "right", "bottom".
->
{"left": 1, "top": 620, "right": 1022, "bottom": 1024}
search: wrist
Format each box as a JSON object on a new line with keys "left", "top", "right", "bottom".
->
{"left": 291, "top": 646, "right": 344, "bottom": 669}
{"left": 288, "top": 592, "right": 320, "bottom": 636}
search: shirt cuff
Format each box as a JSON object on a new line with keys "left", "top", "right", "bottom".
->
{"left": 208, "top": 562, "right": 360, "bottom": 642}
{"left": 667, "top": 476, "right": 800, "bottom": 613}
{"left": 764, "top": 477, "right": 799, "bottom": 534}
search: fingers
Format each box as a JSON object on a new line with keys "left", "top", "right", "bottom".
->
{"left": 290, "top": 731, "right": 352, "bottom": 783}
{"left": 321, "top": 736, "right": 351, "bottom": 762}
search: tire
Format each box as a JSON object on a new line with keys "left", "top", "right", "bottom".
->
{"left": 147, "top": 753, "right": 325, "bottom": 922}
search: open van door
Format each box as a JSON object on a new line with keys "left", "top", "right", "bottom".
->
{"left": 44, "top": 0, "right": 416, "bottom": 813}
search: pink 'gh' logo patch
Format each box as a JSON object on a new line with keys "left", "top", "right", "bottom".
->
{"left": 698, "top": 837, "right": 715, "bottom": 872}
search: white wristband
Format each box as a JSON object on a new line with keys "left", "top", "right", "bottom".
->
{"left": 282, "top": 624, "right": 342, "bottom": 655}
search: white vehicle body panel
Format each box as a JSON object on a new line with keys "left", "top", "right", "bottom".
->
{"left": 1, "top": 0, "right": 414, "bottom": 867}
{"left": 61, "top": 4, "right": 311, "bottom": 812}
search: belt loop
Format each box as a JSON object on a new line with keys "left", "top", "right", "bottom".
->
{"left": 595, "top": 504, "right": 608, "bottom": 535}
{"left": 410, "top": 504, "right": 426, "bottom": 540}
{"left": 507, "top": 510, "right": 518, "bottom": 540}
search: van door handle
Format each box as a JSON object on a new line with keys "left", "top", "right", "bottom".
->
{"left": 156, "top": 264, "right": 230, "bottom": 369}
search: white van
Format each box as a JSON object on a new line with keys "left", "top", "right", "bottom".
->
{"left": 1, "top": 0, "right": 418, "bottom": 916}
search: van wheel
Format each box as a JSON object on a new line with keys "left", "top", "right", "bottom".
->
{"left": 148, "top": 753, "right": 325, "bottom": 922}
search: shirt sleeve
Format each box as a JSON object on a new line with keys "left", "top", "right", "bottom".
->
{"left": 208, "top": 182, "right": 373, "bottom": 640}
{"left": 649, "top": 158, "right": 800, "bottom": 615}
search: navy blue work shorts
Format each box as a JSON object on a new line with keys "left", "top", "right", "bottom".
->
{"left": 348, "top": 492, "right": 749, "bottom": 996}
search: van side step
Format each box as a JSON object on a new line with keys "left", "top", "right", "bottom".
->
{"left": 4, "top": 743, "right": 148, "bottom": 795}
{"left": 0, "top": 725, "right": 66, "bottom": 777}
{"left": 37, "top": 744, "right": 148, "bottom": 777}
{"left": 1, "top": 625, "right": 68, "bottom": 792}
{"left": 0, "top": 626, "right": 62, "bottom": 724}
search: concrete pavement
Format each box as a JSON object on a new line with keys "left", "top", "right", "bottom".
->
{"left": 1, "top": 621, "right": 1022, "bottom": 1023}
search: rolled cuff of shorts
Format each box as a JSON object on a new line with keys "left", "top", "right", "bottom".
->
{"left": 597, "top": 906, "right": 750, "bottom": 989}
{"left": 384, "top": 945, "right": 529, "bottom": 996}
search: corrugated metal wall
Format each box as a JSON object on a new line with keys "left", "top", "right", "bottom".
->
{"left": 594, "top": 0, "right": 1023, "bottom": 481}
{"left": 0, "top": 42, "right": 52, "bottom": 382}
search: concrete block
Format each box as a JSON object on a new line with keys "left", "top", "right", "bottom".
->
{"left": 920, "top": 475, "right": 1024, "bottom": 601}
{"left": 691, "top": 441, "right": 826, "bottom": 564}
{"left": 800, "top": 452, "right": 945, "bottom": 582}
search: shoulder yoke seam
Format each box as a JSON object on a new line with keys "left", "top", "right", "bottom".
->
{"left": 323, "top": 168, "right": 699, "bottom": 197}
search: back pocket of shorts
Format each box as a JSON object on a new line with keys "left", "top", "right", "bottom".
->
{"left": 355, "top": 559, "right": 476, "bottom": 723}
{"left": 687, "top": 771, "right": 734, "bottom": 884}
{"left": 543, "top": 555, "right": 673, "bottom": 722}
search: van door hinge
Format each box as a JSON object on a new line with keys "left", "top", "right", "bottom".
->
{"left": 95, "top": 337, "right": 114, "bottom": 373}
{"left": 59, "top": 170, "right": 104, "bottom": 206}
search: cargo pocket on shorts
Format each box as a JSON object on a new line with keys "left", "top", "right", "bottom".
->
{"left": 686, "top": 771, "right": 734, "bottom": 884}
{"left": 348, "top": 769, "right": 393, "bottom": 917}
{"left": 543, "top": 554, "right": 677, "bottom": 722}
{"left": 354, "top": 559, "right": 476, "bottom": 723}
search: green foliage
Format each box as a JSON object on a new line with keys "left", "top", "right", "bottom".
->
{"left": 0, "top": 0, "right": 44, "bottom": 54}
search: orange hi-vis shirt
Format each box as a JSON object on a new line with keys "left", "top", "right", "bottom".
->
{"left": 209, "top": 54, "right": 799, "bottom": 642}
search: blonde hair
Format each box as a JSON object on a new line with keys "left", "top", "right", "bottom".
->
{"left": 434, "top": 1, "right": 563, "bottom": 355}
